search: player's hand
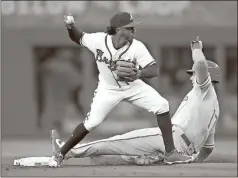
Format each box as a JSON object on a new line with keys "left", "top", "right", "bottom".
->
{"left": 115, "top": 59, "right": 141, "bottom": 82}
{"left": 190, "top": 36, "right": 203, "bottom": 50}
{"left": 64, "top": 13, "right": 75, "bottom": 29}
{"left": 123, "top": 68, "right": 141, "bottom": 82}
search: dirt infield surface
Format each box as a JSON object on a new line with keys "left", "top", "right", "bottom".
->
{"left": 1, "top": 138, "right": 237, "bottom": 177}
{"left": 2, "top": 161, "right": 237, "bottom": 177}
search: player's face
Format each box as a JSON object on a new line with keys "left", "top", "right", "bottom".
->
{"left": 118, "top": 27, "right": 136, "bottom": 43}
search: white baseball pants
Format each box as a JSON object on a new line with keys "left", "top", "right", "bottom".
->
{"left": 60, "top": 125, "right": 195, "bottom": 162}
{"left": 83, "top": 80, "right": 169, "bottom": 131}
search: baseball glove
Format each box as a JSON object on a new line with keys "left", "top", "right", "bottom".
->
{"left": 115, "top": 60, "right": 141, "bottom": 82}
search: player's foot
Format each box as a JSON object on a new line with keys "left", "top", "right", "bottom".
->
{"left": 50, "top": 129, "right": 73, "bottom": 160}
{"left": 48, "top": 152, "right": 64, "bottom": 167}
{"left": 164, "top": 148, "right": 194, "bottom": 165}
{"left": 49, "top": 129, "right": 64, "bottom": 167}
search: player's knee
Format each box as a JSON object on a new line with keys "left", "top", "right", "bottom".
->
{"left": 154, "top": 98, "right": 169, "bottom": 115}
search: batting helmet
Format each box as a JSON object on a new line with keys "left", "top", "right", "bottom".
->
{"left": 186, "top": 60, "right": 221, "bottom": 83}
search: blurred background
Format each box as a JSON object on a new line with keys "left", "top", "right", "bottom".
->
{"left": 1, "top": 1, "right": 237, "bottom": 140}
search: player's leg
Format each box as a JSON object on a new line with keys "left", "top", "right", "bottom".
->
{"left": 54, "top": 127, "right": 165, "bottom": 162}
{"left": 126, "top": 81, "right": 193, "bottom": 163}
{"left": 49, "top": 84, "right": 123, "bottom": 167}
{"left": 126, "top": 81, "right": 174, "bottom": 153}
{"left": 88, "top": 126, "right": 195, "bottom": 165}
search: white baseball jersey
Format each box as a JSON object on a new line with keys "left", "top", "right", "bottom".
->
{"left": 172, "top": 75, "right": 220, "bottom": 151}
{"left": 80, "top": 32, "right": 155, "bottom": 88}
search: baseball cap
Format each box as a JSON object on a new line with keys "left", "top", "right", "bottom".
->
{"left": 110, "top": 12, "right": 142, "bottom": 28}
{"left": 186, "top": 60, "right": 221, "bottom": 83}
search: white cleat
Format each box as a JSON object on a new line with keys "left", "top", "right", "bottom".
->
{"left": 48, "top": 153, "right": 64, "bottom": 168}
{"left": 49, "top": 130, "right": 64, "bottom": 167}
{"left": 50, "top": 129, "right": 72, "bottom": 160}
{"left": 48, "top": 157, "right": 59, "bottom": 168}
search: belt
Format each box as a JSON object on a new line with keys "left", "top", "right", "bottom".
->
{"left": 181, "top": 134, "right": 196, "bottom": 154}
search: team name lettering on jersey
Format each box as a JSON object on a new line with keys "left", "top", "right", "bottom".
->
{"left": 95, "top": 49, "right": 116, "bottom": 70}
{"left": 95, "top": 48, "right": 134, "bottom": 71}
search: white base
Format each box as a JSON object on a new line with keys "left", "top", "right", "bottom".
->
{"left": 13, "top": 157, "right": 51, "bottom": 167}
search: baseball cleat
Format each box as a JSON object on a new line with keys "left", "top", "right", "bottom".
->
{"left": 49, "top": 130, "right": 65, "bottom": 167}
{"left": 51, "top": 129, "right": 74, "bottom": 160}
{"left": 164, "top": 148, "right": 194, "bottom": 165}
{"left": 165, "top": 159, "right": 193, "bottom": 165}
{"left": 48, "top": 152, "right": 64, "bottom": 167}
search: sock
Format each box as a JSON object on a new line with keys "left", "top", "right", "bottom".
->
{"left": 59, "top": 123, "right": 89, "bottom": 156}
{"left": 156, "top": 112, "right": 175, "bottom": 153}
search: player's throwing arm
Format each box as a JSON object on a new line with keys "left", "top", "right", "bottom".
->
{"left": 64, "top": 14, "right": 83, "bottom": 45}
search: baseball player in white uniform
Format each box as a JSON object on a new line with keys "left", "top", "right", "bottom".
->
{"left": 48, "top": 12, "right": 193, "bottom": 167}
{"left": 50, "top": 36, "right": 220, "bottom": 165}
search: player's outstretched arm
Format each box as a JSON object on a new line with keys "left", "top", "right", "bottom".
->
{"left": 64, "top": 14, "right": 84, "bottom": 45}
{"left": 67, "top": 26, "right": 84, "bottom": 45}
{"left": 191, "top": 36, "right": 209, "bottom": 85}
